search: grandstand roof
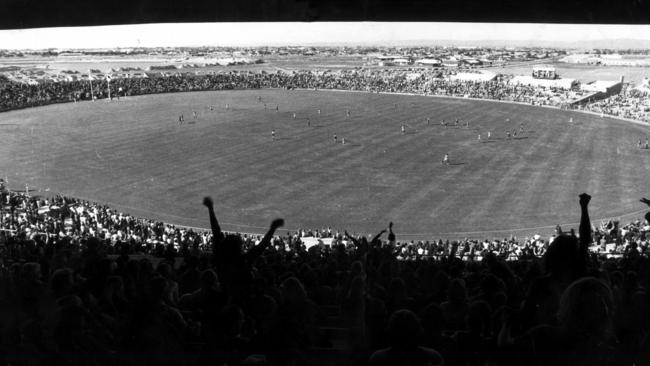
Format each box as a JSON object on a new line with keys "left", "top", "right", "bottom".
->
{"left": 376, "top": 55, "right": 403, "bottom": 60}
{"left": 392, "top": 58, "right": 411, "bottom": 64}
{"left": 533, "top": 66, "right": 556, "bottom": 72}
{"left": 415, "top": 59, "right": 442, "bottom": 65}
{"left": 510, "top": 75, "right": 576, "bottom": 89}
{"left": 448, "top": 71, "right": 497, "bottom": 82}
{"left": 581, "top": 80, "right": 622, "bottom": 93}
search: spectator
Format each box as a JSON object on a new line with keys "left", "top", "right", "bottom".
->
{"left": 440, "top": 278, "right": 469, "bottom": 331}
{"left": 368, "top": 309, "right": 444, "bottom": 366}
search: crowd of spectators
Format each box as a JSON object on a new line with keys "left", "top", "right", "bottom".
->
{"left": 8, "top": 67, "right": 650, "bottom": 125}
{"left": 3, "top": 180, "right": 650, "bottom": 365}
{"left": 0, "top": 68, "right": 601, "bottom": 116}
{"left": 584, "top": 88, "right": 650, "bottom": 122}
{"left": 4, "top": 185, "right": 649, "bottom": 264}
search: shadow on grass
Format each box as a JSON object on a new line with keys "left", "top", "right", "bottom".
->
{"left": 449, "top": 162, "right": 466, "bottom": 166}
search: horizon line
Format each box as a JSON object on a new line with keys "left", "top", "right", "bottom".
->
{"left": 1, "top": 22, "right": 650, "bottom": 50}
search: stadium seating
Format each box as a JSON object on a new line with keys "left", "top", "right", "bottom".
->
{"left": 1, "top": 69, "right": 639, "bottom": 122}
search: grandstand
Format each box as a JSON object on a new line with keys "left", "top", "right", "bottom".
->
{"left": 509, "top": 74, "right": 577, "bottom": 89}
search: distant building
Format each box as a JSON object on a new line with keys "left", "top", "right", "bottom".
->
{"left": 392, "top": 58, "right": 411, "bottom": 66}
{"left": 414, "top": 59, "right": 442, "bottom": 66}
{"left": 559, "top": 54, "right": 602, "bottom": 65}
{"left": 58, "top": 52, "right": 83, "bottom": 57}
{"left": 510, "top": 75, "right": 577, "bottom": 89}
{"left": 442, "top": 58, "right": 459, "bottom": 68}
{"left": 461, "top": 58, "right": 482, "bottom": 67}
{"left": 532, "top": 66, "right": 558, "bottom": 80}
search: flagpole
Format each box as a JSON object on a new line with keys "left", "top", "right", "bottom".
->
{"left": 89, "top": 70, "right": 95, "bottom": 102}
{"left": 107, "top": 76, "right": 112, "bottom": 101}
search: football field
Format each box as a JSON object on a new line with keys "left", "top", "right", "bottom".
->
{"left": 1, "top": 89, "right": 650, "bottom": 239}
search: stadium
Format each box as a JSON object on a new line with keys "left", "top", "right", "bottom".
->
{"left": 3, "top": 59, "right": 650, "bottom": 366}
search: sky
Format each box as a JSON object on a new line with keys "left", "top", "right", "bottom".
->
{"left": 1, "top": 22, "right": 650, "bottom": 49}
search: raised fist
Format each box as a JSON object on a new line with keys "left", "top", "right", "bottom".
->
{"left": 270, "top": 218, "right": 285, "bottom": 230}
{"left": 579, "top": 193, "right": 591, "bottom": 207}
{"left": 203, "top": 196, "right": 213, "bottom": 208}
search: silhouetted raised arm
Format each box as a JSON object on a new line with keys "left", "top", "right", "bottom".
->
{"left": 245, "top": 218, "right": 284, "bottom": 260}
{"left": 370, "top": 229, "right": 387, "bottom": 244}
{"left": 203, "top": 196, "right": 224, "bottom": 245}
{"left": 344, "top": 231, "right": 360, "bottom": 247}
{"left": 578, "top": 193, "right": 592, "bottom": 272}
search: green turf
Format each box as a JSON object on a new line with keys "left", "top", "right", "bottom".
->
{"left": 1, "top": 89, "right": 649, "bottom": 239}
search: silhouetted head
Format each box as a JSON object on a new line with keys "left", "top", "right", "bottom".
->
{"left": 222, "top": 234, "right": 244, "bottom": 260}
{"left": 22, "top": 262, "right": 41, "bottom": 281}
{"left": 389, "top": 278, "right": 407, "bottom": 298}
{"left": 387, "top": 309, "right": 423, "bottom": 349}
{"left": 222, "top": 304, "right": 245, "bottom": 337}
{"left": 348, "top": 275, "right": 366, "bottom": 299}
{"left": 543, "top": 235, "right": 580, "bottom": 276}
{"left": 51, "top": 268, "right": 74, "bottom": 297}
{"left": 280, "top": 276, "right": 307, "bottom": 304}
{"left": 157, "top": 262, "right": 172, "bottom": 278}
{"left": 184, "top": 255, "right": 199, "bottom": 269}
{"left": 420, "top": 303, "right": 444, "bottom": 335}
{"left": 466, "top": 300, "right": 492, "bottom": 334}
{"left": 558, "top": 277, "right": 614, "bottom": 337}
{"left": 149, "top": 277, "right": 168, "bottom": 301}
{"left": 105, "top": 275, "right": 124, "bottom": 294}
{"left": 351, "top": 260, "right": 364, "bottom": 276}
{"left": 447, "top": 278, "right": 467, "bottom": 303}
{"left": 200, "top": 269, "right": 219, "bottom": 290}
{"left": 481, "top": 274, "right": 503, "bottom": 294}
